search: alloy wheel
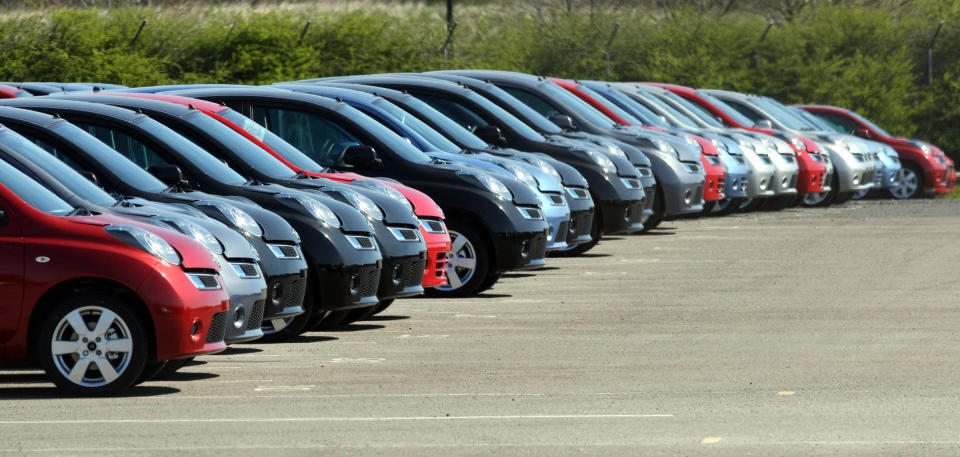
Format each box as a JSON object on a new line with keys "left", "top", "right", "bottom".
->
{"left": 889, "top": 168, "right": 916, "bottom": 199}
{"left": 434, "top": 229, "right": 477, "bottom": 292}
{"left": 802, "top": 191, "right": 829, "bottom": 206}
{"left": 50, "top": 306, "right": 134, "bottom": 388}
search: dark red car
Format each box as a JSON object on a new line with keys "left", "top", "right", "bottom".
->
{"left": 550, "top": 78, "right": 726, "bottom": 203}
{"left": 796, "top": 104, "right": 955, "bottom": 198}
{"left": 646, "top": 83, "right": 828, "bottom": 197}
{"left": 0, "top": 84, "right": 31, "bottom": 99}
{"left": 103, "top": 92, "right": 452, "bottom": 300}
{"left": 0, "top": 159, "right": 229, "bottom": 395}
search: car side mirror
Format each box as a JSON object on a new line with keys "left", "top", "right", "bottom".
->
{"left": 342, "top": 145, "right": 382, "bottom": 169}
{"left": 77, "top": 170, "right": 100, "bottom": 188}
{"left": 474, "top": 124, "right": 506, "bottom": 145}
{"left": 753, "top": 119, "right": 774, "bottom": 129}
{"left": 548, "top": 114, "right": 577, "bottom": 132}
{"left": 854, "top": 128, "right": 872, "bottom": 139}
{"left": 148, "top": 164, "right": 191, "bottom": 189}
{"left": 0, "top": 208, "right": 7, "bottom": 226}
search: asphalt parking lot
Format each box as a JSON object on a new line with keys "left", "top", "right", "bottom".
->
{"left": 2, "top": 199, "right": 960, "bottom": 456}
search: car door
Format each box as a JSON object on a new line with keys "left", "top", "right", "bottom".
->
{"left": 0, "top": 197, "right": 24, "bottom": 343}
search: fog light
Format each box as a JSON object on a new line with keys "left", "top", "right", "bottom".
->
{"left": 683, "top": 190, "right": 693, "bottom": 204}
{"left": 811, "top": 175, "right": 817, "bottom": 184}
{"left": 853, "top": 174, "right": 860, "bottom": 185}
{"left": 520, "top": 239, "right": 531, "bottom": 258}
{"left": 349, "top": 272, "right": 361, "bottom": 294}
{"left": 760, "top": 178, "right": 769, "bottom": 190}
{"left": 623, "top": 206, "right": 632, "bottom": 222}
{"left": 190, "top": 320, "right": 201, "bottom": 336}
{"left": 392, "top": 263, "right": 403, "bottom": 285}
{"left": 781, "top": 176, "right": 789, "bottom": 188}
{"left": 270, "top": 282, "right": 283, "bottom": 307}
{"left": 233, "top": 307, "right": 246, "bottom": 329}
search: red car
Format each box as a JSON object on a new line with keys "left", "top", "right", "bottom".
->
{"left": 103, "top": 92, "right": 452, "bottom": 296}
{"left": 0, "top": 159, "right": 229, "bottom": 395}
{"left": 0, "top": 84, "right": 31, "bottom": 99}
{"left": 796, "top": 104, "right": 955, "bottom": 198}
{"left": 550, "top": 78, "right": 726, "bottom": 203}
{"left": 646, "top": 83, "right": 828, "bottom": 196}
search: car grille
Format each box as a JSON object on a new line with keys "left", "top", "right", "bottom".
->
{"left": 546, "top": 193, "right": 565, "bottom": 205}
{"left": 405, "top": 259, "right": 426, "bottom": 287}
{"left": 246, "top": 300, "right": 265, "bottom": 330}
{"left": 552, "top": 220, "right": 568, "bottom": 242}
{"left": 231, "top": 263, "right": 261, "bottom": 278}
{"left": 359, "top": 269, "right": 379, "bottom": 298}
{"left": 531, "top": 236, "right": 547, "bottom": 260}
{"left": 269, "top": 244, "right": 300, "bottom": 259}
{"left": 206, "top": 312, "right": 226, "bottom": 343}
{"left": 780, "top": 153, "right": 795, "bottom": 163}
{"left": 285, "top": 278, "right": 307, "bottom": 310}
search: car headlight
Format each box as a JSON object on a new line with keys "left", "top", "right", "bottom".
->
{"left": 683, "top": 134, "right": 703, "bottom": 152}
{"left": 578, "top": 148, "right": 616, "bottom": 174}
{"left": 196, "top": 201, "right": 263, "bottom": 237}
{"left": 105, "top": 225, "right": 181, "bottom": 265}
{"left": 500, "top": 161, "right": 539, "bottom": 189}
{"left": 158, "top": 217, "right": 223, "bottom": 255}
{"left": 528, "top": 157, "right": 562, "bottom": 181}
{"left": 277, "top": 193, "right": 342, "bottom": 228}
{"left": 353, "top": 180, "right": 414, "bottom": 213}
{"left": 458, "top": 171, "right": 513, "bottom": 201}
{"left": 338, "top": 189, "right": 384, "bottom": 221}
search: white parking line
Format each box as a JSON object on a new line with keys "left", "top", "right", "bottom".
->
{"left": 0, "top": 413, "right": 673, "bottom": 425}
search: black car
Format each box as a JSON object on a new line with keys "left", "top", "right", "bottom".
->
{"left": 301, "top": 75, "right": 646, "bottom": 243}
{"left": 163, "top": 86, "right": 551, "bottom": 297}
{"left": 276, "top": 82, "right": 599, "bottom": 256}
{"left": 0, "top": 98, "right": 382, "bottom": 339}
{"left": 64, "top": 94, "right": 428, "bottom": 327}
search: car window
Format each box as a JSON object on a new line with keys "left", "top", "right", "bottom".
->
{"left": 501, "top": 87, "right": 562, "bottom": 119}
{"left": 370, "top": 98, "right": 460, "bottom": 153}
{"left": 576, "top": 85, "right": 643, "bottom": 125}
{"left": 693, "top": 91, "right": 756, "bottom": 127}
{"left": 658, "top": 92, "right": 724, "bottom": 128}
{"left": 813, "top": 112, "right": 861, "bottom": 135}
{"left": 251, "top": 105, "right": 362, "bottom": 169}
{"left": 0, "top": 159, "right": 74, "bottom": 216}
{"left": 217, "top": 108, "right": 327, "bottom": 174}
{"left": 416, "top": 93, "right": 492, "bottom": 133}
{"left": 394, "top": 94, "right": 490, "bottom": 150}
{"left": 0, "top": 129, "right": 116, "bottom": 207}
{"left": 597, "top": 88, "right": 668, "bottom": 127}
{"left": 847, "top": 111, "right": 892, "bottom": 137}
{"left": 78, "top": 122, "right": 171, "bottom": 170}
{"left": 721, "top": 99, "right": 766, "bottom": 124}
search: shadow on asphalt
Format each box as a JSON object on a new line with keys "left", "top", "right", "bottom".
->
{"left": 0, "top": 382, "right": 181, "bottom": 399}
{"left": 160, "top": 371, "right": 220, "bottom": 382}
{"left": 643, "top": 230, "right": 676, "bottom": 236}
{"left": 575, "top": 252, "right": 612, "bottom": 258}
{"left": 323, "top": 324, "right": 386, "bottom": 332}
{"left": 219, "top": 346, "right": 264, "bottom": 355}
{"left": 364, "top": 315, "right": 410, "bottom": 322}
{"left": 501, "top": 273, "right": 536, "bottom": 279}
{"left": 282, "top": 335, "right": 339, "bottom": 344}
{"left": 531, "top": 266, "right": 561, "bottom": 271}
{"left": 473, "top": 293, "right": 512, "bottom": 299}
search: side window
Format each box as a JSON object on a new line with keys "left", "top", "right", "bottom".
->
{"left": 31, "top": 138, "right": 86, "bottom": 171}
{"left": 416, "top": 94, "right": 490, "bottom": 132}
{"left": 500, "top": 87, "right": 563, "bottom": 119}
{"left": 249, "top": 106, "right": 360, "bottom": 168}
{"left": 73, "top": 123, "right": 172, "bottom": 170}
{"left": 815, "top": 112, "right": 859, "bottom": 135}
{"left": 723, "top": 100, "right": 765, "bottom": 124}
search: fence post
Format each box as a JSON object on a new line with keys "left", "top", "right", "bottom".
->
{"left": 129, "top": 19, "right": 147, "bottom": 48}
{"left": 298, "top": 20, "right": 312, "bottom": 45}
{"left": 442, "top": 21, "right": 459, "bottom": 66}
{"left": 753, "top": 18, "right": 775, "bottom": 69}
{"left": 928, "top": 19, "right": 944, "bottom": 88}
{"left": 605, "top": 22, "right": 620, "bottom": 80}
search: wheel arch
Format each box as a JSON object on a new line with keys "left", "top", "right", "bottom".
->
{"left": 27, "top": 278, "right": 157, "bottom": 362}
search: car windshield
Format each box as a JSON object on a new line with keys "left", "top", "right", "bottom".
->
{"left": 393, "top": 93, "right": 490, "bottom": 149}
{"left": 0, "top": 129, "right": 116, "bottom": 207}
{"left": 217, "top": 109, "right": 328, "bottom": 174}
{"left": 0, "top": 158, "right": 75, "bottom": 215}
{"left": 77, "top": 118, "right": 249, "bottom": 186}
{"left": 694, "top": 91, "right": 756, "bottom": 127}
{"left": 576, "top": 84, "right": 644, "bottom": 126}
{"left": 847, "top": 110, "right": 892, "bottom": 137}
{"left": 752, "top": 97, "right": 816, "bottom": 130}
{"left": 460, "top": 89, "right": 547, "bottom": 142}
{"left": 657, "top": 91, "right": 722, "bottom": 128}
{"left": 596, "top": 87, "right": 669, "bottom": 127}
{"left": 46, "top": 122, "right": 169, "bottom": 193}
{"left": 538, "top": 81, "right": 619, "bottom": 129}
{"left": 792, "top": 108, "right": 844, "bottom": 133}
{"left": 370, "top": 98, "right": 460, "bottom": 153}
{"left": 178, "top": 110, "right": 299, "bottom": 180}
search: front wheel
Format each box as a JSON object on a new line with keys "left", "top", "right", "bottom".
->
{"left": 39, "top": 293, "right": 149, "bottom": 396}
{"left": 888, "top": 166, "right": 920, "bottom": 199}
{"left": 424, "top": 219, "right": 492, "bottom": 298}
{"left": 639, "top": 187, "right": 664, "bottom": 232}
{"left": 551, "top": 210, "right": 601, "bottom": 257}
{"left": 710, "top": 197, "right": 742, "bottom": 216}
{"left": 258, "top": 281, "right": 317, "bottom": 342}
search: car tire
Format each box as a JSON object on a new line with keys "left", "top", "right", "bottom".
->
{"left": 258, "top": 281, "right": 318, "bottom": 342}
{"left": 738, "top": 197, "right": 765, "bottom": 212}
{"left": 888, "top": 163, "right": 922, "bottom": 199}
{"left": 551, "top": 212, "right": 601, "bottom": 257}
{"left": 135, "top": 360, "right": 167, "bottom": 385}
{"left": 424, "top": 219, "right": 492, "bottom": 298}
{"left": 640, "top": 187, "right": 664, "bottom": 232}
{"left": 801, "top": 173, "right": 840, "bottom": 207}
{"left": 39, "top": 293, "right": 149, "bottom": 396}
{"left": 709, "top": 197, "right": 742, "bottom": 216}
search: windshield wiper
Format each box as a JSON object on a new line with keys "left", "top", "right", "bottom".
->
{"left": 66, "top": 206, "right": 93, "bottom": 217}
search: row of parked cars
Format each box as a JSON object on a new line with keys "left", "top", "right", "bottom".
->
{"left": 0, "top": 71, "right": 953, "bottom": 395}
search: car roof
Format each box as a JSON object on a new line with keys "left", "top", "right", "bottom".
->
{"left": 0, "top": 97, "right": 142, "bottom": 123}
